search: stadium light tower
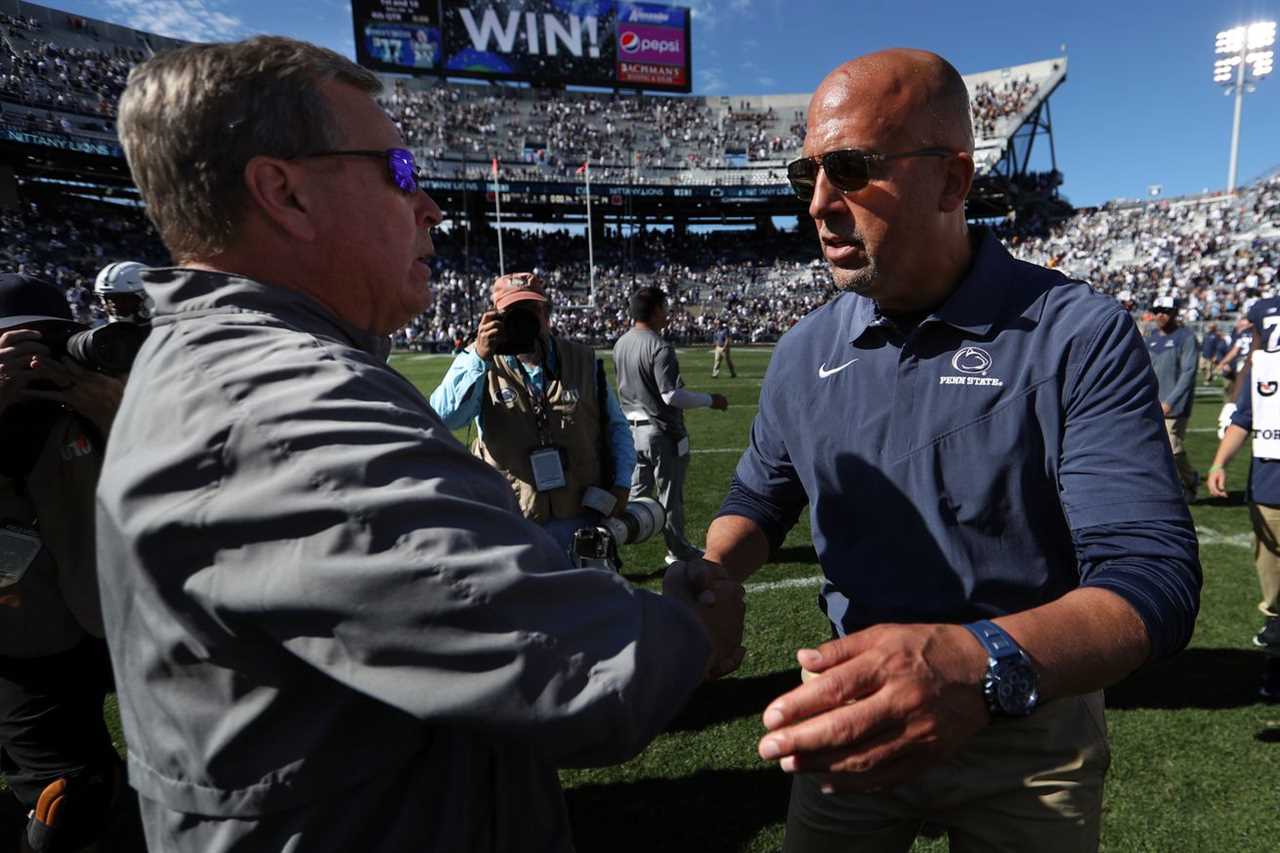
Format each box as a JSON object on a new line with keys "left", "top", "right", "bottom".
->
{"left": 1214, "top": 21, "right": 1275, "bottom": 195}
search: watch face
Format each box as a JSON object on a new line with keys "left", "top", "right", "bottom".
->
{"left": 990, "top": 659, "right": 1039, "bottom": 716}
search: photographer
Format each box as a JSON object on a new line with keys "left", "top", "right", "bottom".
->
{"left": 0, "top": 273, "right": 139, "bottom": 852}
{"left": 430, "top": 272, "right": 636, "bottom": 551}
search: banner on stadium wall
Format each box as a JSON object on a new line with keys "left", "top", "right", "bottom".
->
{"left": 418, "top": 176, "right": 794, "bottom": 201}
{"left": 352, "top": 0, "right": 443, "bottom": 73}
{"left": 1, "top": 128, "right": 123, "bottom": 158}
{"left": 352, "top": 1, "right": 692, "bottom": 92}
{"left": 614, "top": 2, "right": 688, "bottom": 89}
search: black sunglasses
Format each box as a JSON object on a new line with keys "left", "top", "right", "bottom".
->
{"left": 1152, "top": 307, "right": 1176, "bottom": 315}
{"left": 786, "top": 147, "right": 954, "bottom": 201}
{"left": 294, "top": 147, "right": 424, "bottom": 194}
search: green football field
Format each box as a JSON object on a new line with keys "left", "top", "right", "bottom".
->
{"left": 388, "top": 345, "right": 1280, "bottom": 853}
{"left": 85, "top": 346, "right": 1278, "bottom": 851}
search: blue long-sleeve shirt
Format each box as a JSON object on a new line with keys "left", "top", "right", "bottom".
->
{"left": 1146, "top": 325, "right": 1198, "bottom": 418}
{"left": 430, "top": 346, "right": 635, "bottom": 489}
{"left": 717, "top": 229, "right": 1200, "bottom": 662}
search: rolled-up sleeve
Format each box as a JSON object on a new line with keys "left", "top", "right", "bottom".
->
{"left": 1059, "top": 307, "right": 1201, "bottom": 659}
{"left": 717, "top": 356, "right": 808, "bottom": 551}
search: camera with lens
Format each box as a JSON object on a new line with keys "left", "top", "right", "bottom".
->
{"left": 37, "top": 320, "right": 150, "bottom": 376}
{"left": 569, "top": 489, "right": 667, "bottom": 572}
{"left": 492, "top": 303, "right": 543, "bottom": 356}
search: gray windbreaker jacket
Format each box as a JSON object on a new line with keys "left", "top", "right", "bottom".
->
{"left": 95, "top": 268, "right": 710, "bottom": 852}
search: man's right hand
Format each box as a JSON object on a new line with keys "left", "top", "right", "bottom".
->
{"left": 709, "top": 393, "right": 729, "bottom": 411}
{"left": 473, "top": 310, "right": 504, "bottom": 361}
{"left": 1207, "top": 467, "right": 1228, "bottom": 498}
{"left": 0, "top": 329, "right": 51, "bottom": 415}
{"left": 663, "top": 558, "right": 746, "bottom": 679}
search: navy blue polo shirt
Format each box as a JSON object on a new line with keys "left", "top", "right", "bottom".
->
{"left": 720, "top": 228, "right": 1200, "bottom": 660}
{"left": 1230, "top": 295, "right": 1280, "bottom": 505}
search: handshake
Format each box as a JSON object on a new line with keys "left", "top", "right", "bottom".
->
{"left": 662, "top": 558, "right": 747, "bottom": 680}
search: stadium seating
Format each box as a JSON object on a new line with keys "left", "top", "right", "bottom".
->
{"left": 0, "top": 0, "right": 1060, "bottom": 186}
{"left": 2, "top": 0, "right": 1273, "bottom": 350}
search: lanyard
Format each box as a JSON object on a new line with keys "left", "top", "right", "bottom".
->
{"left": 513, "top": 340, "right": 555, "bottom": 446}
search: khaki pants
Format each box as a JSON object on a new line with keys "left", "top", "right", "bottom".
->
{"left": 712, "top": 346, "right": 735, "bottom": 377}
{"left": 1250, "top": 503, "right": 1280, "bottom": 617}
{"left": 783, "top": 693, "right": 1110, "bottom": 853}
{"left": 1164, "top": 416, "right": 1198, "bottom": 493}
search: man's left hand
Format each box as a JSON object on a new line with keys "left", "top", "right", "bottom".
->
{"left": 756, "top": 623, "right": 991, "bottom": 792}
{"left": 609, "top": 486, "right": 629, "bottom": 518}
{"left": 20, "top": 357, "right": 125, "bottom": 438}
{"left": 1160, "top": 401, "right": 1172, "bottom": 417}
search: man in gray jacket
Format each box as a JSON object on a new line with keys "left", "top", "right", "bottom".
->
{"left": 98, "top": 36, "right": 744, "bottom": 852}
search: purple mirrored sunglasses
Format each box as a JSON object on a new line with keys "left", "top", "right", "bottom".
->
{"left": 294, "top": 147, "right": 423, "bottom": 194}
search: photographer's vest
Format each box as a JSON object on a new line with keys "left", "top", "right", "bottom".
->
{"left": 1253, "top": 348, "right": 1280, "bottom": 460}
{"left": 475, "top": 338, "right": 603, "bottom": 523}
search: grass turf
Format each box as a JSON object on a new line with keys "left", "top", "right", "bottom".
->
{"left": 80, "top": 347, "right": 1280, "bottom": 851}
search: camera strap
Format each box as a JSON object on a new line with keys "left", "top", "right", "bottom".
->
{"left": 514, "top": 356, "right": 552, "bottom": 446}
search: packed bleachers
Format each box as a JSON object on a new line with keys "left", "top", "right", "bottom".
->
{"left": 0, "top": 0, "right": 1062, "bottom": 187}
{"left": 382, "top": 58, "right": 1063, "bottom": 184}
{"left": 9, "top": 171, "right": 1276, "bottom": 350}
{"left": 1007, "top": 174, "right": 1280, "bottom": 320}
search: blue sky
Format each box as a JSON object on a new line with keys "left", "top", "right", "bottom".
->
{"left": 45, "top": 0, "right": 1280, "bottom": 207}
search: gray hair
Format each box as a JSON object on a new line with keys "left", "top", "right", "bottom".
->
{"left": 118, "top": 36, "right": 381, "bottom": 262}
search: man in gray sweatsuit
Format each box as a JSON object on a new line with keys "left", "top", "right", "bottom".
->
{"left": 96, "top": 36, "right": 745, "bottom": 852}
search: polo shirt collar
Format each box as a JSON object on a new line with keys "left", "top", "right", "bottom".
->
{"left": 843, "top": 227, "right": 1013, "bottom": 343}
{"left": 930, "top": 227, "right": 1010, "bottom": 337}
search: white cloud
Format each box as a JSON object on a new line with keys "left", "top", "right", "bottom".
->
{"left": 729, "top": 0, "right": 753, "bottom": 10}
{"left": 102, "top": 0, "right": 246, "bottom": 43}
{"left": 697, "top": 65, "right": 725, "bottom": 93}
{"left": 686, "top": 0, "right": 721, "bottom": 31}
{"left": 757, "top": 75, "right": 776, "bottom": 88}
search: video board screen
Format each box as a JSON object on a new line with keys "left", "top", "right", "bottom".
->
{"left": 351, "top": 0, "right": 443, "bottom": 73}
{"left": 352, "top": 1, "right": 692, "bottom": 92}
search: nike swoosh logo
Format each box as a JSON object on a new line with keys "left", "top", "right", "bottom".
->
{"left": 818, "top": 358, "right": 859, "bottom": 378}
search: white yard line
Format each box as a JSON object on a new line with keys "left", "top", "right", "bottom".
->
{"left": 745, "top": 575, "right": 823, "bottom": 594}
{"left": 1196, "top": 525, "right": 1253, "bottom": 550}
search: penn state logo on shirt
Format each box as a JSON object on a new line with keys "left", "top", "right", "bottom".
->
{"left": 1260, "top": 381, "right": 1279, "bottom": 398}
{"left": 940, "top": 346, "right": 1003, "bottom": 388}
{"left": 498, "top": 387, "right": 519, "bottom": 405}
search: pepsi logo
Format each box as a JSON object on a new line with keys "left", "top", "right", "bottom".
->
{"left": 951, "top": 346, "right": 992, "bottom": 375}
{"left": 620, "top": 31, "right": 640, "bottom": 53}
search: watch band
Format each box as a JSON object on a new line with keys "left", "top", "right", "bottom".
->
{"left": 962, "top": 619, "right": 1022, "bottom": 662}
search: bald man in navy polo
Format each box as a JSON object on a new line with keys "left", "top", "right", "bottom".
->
{"left": 689, "top": 49, "right": 1201, "bottom": 852}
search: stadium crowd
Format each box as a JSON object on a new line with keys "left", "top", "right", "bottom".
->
{"left": 970, "top": 75, "right": 1040, "bottom": 137}
{"left": 1009, "top": 173, "right": 1280, "bottom": 319}
{"left": 6, "top": 170, "right": 1279, "bottom": 351}
{"left": 0, "top": 35, "right": 138, "bottom": 120}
